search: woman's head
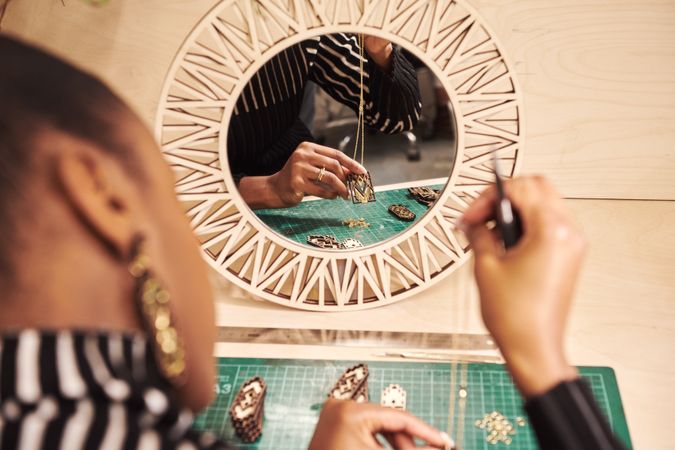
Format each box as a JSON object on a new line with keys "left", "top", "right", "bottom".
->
{"left": 0, "top": 35, "right": 215, "bottom": 410}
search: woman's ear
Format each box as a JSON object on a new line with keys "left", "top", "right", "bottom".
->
{"left": 56, "top": 149, "right": 137, "bottom": 259}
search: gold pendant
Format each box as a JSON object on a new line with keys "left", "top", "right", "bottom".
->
{"left": 347, "top": 172, "right": 376, "bottom": 204}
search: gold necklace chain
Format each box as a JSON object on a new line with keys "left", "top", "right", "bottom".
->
{"left": 448, "top": 268, "right": 471, "bottom": 449}
{"left": 352, "top": 34, "right": 365, "bottom": 165}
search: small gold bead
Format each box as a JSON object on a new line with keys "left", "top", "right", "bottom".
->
{"left": 160, "top": 336, "right": 177, "bottom": 354}
{"left": 156, "top": 290, "right": 170, "bottom": 304}
{"left": 129, "top": 255, "right": 150, "bottom": 277}
{"left": 154, "top": 308, "right": 170, "bottom": 330}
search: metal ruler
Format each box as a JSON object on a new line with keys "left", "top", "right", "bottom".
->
{"left": 216, "top": 326, "right": 496, "bottom": 351}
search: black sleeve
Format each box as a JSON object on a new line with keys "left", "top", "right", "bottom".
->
{"left": 232, "top": 119, "right": 314, "bottom": 181}
{"left": 524, "top": 379, "right": 628, "bottom": 450}
{"left": 363, "top": 46, "right": 422, "bottom": 133}
{"left": 308, "top": 33, "right": 421, "bottom": 134}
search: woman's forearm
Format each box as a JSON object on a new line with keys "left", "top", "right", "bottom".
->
{"left": 501, "top": 343, "right": 578, "bottom": 398}
{"left": 237, "top": 175, "right": 283, "bottom": 209}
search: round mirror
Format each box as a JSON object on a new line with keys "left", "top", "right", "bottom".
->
{"left": 227, "top": 33, "right": 457, "bottom": 250}
{"left": 155, "top": 0, "right": 524, "bottom": 310}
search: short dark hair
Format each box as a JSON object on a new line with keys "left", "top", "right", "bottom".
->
{"left": 0, "top": 34, "right": 140, "bottom": 274}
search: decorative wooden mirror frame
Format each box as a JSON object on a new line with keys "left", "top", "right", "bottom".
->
{"left": 155, "top": 0, "right": 524, "bottom": 311}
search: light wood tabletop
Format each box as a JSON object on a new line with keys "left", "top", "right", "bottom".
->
{"left": 2, "top": 1, "right": 675, "bottom": 448}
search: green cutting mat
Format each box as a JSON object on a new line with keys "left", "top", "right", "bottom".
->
{"left": 194, "top": 358, "right": 632, "bottom": 449}
{"left": 254, "top": 184, "right": 443, "bottom": 248}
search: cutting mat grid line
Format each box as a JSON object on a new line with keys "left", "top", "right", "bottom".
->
{"left": 193, "top": 358, "right": 632, "bottom": 450}
{"left": 254, "top": 185, "right": 443, "bottom": 247}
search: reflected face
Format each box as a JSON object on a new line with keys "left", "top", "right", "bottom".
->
{"left": 228, "top": 32, "right": 456, "bottom": 250}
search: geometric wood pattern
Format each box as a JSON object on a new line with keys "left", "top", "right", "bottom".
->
{"left": 154, "top": 0, "right": 524, "bottom": 310}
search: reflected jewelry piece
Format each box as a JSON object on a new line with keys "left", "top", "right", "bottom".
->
{"left": 409, "top": 186, "right": 440, "bottom": 207}
{"left": 388, "top": 204, "right": 416, "bottom": 221}
{"left": 381, "top": 384, "right": 407, "bottom": 410}
{"left": 348, "top": 34, "right": 376, "bottom": 204}
{"left": 307, "top": 234, "right": 342, "bottom": 249}
{"left": 128, "top": 237, "right": 186, "bottom": 383}
{"left": 341, "top": 238, "right": 363, "bottom": 249}
{"left": 342, "top": 217, "right": 370, "bottom": 228}
{"left": 408, "top": 186, "right": 439, "bottom": 200}
{"left": 316, "top": 166, "right": 326, "bottom": 183}
{"left": 347, "top": 172, "right": 376, "bottom": 204}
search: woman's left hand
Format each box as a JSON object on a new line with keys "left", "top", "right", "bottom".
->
{"left": 364, "top": 35, "right": 394, "bottom": 71}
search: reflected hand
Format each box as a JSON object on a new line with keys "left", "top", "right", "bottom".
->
{"left": 460, "top": 176, "right": 585, "bottom": 397}
{"left": 269, "top": 142, "right": 366, "bottom": 207}
{"left": 363, "top": 35, "right": 393, "bottom": 71}
{"left": 309, "top": 399, "right": 450, "bottom": 450}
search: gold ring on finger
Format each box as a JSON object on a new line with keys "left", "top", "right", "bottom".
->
{"left": 317, "top": 166, "right": 326, "bottom": 183}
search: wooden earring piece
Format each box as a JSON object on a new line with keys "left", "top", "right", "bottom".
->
{"left": 347, "top": 172, "right": 376, "bottom": 204}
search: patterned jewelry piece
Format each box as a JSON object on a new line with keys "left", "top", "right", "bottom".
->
{"left": 388, "top": 204, "right": 416, "bottom": 221}
{"left": 129, "top": 238, "right": 186, "bottom": 383}
{"left": 328, "top": 364, "right": 369, "bottom": 403}
{"left": 381, "top": 384, "right": 407, "bottom": 410}
{"left": 408, "top": 187, "right": 440, "bottom": 207}
{"left": 307, "top": 235, "right": 342, "bottom": 249}
{"left": 347, "top": 34, "right": 376, "bottom": 205}
{"left": 347, "top": 172, "right": 376, "bottom": 204}
{"left": 230, "top": 377, "right": 267, "bottom": 443}
{"left": 341, "top": 238, "right": 364, "bottom": 249}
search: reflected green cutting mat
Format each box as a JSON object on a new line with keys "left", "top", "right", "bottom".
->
{"left": 254, "top": 184, "right": 443, "bottom": 248}
{"left": 193, "top": 358, "right": 632, "bottom": 450}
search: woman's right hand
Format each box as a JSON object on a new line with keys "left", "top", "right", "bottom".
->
{"left": 460, "top": 176, "right": 586, "bottom": 398}
{"left": 269, "top": 142, "right": 367, "bottom": 207}
{"left": 309, "top": 399, "right": 450, "bottom": 450}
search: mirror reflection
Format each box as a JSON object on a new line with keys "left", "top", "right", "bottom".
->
{"left": 228, "top": 32, "right": 456, "bottom": 249}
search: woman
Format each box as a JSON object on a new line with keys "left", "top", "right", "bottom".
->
{"left": 230, "top": 34, "right": 422, "bottom": 209}
{"left": 0, "top": 36, "right": 627, "bottom": 450}
{"left": 0, "top": 35, "right": 446, "bottom": 450}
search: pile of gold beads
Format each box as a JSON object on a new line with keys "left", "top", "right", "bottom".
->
{"left": 342, "top": 217, "right": 370, "bottom": 228}
{"left": 475, "top": 412, "right": 526, "bottom": 445}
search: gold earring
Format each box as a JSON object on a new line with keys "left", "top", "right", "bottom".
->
{"left": 128, "top": 236, "right": 186, "bottom": 383}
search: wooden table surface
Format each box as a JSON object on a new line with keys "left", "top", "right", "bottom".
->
{"left": 3, "top": 1, "right": 675, "bottom": 448}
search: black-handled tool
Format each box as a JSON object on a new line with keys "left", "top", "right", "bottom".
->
{"left": 493, "top": 158, "right": 523, "bottom": 249}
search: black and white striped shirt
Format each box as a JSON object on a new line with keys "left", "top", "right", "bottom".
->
{"left": 0, "top": 330, "right": 229, "bottom": 450}
{"left": 228, "top": 33, "right": 421, "bottom": 180}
